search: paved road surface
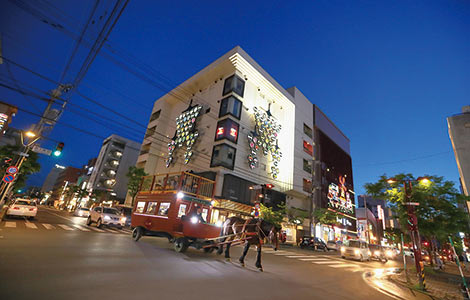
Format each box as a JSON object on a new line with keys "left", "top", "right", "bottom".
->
{"left": 0, "top": 206, "right": 410, "bottom": 300}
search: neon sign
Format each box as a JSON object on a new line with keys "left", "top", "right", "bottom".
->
{"left": 327, "top": 175, "right": 353, "bottom": 214}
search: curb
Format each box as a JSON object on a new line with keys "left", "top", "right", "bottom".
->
{"left": 388, "top": 274, "right": 451, "bottom": 300}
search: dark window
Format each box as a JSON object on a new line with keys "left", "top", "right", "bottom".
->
{"left": 150, "top": 109, "right": 161, "bottom": 122}
{"left": 219, "top": 95, "right": 242, "bottom": 119}
{"left": 112, "top": 142, "right": 125, "bottom": 149}
{"left": 215, "top": 118, "right": 239, "bottom": 143}
{"left": 303, "top": 140, "right": 313, "bottom": 156}
{"left": 211, "top": 144, "right": 236, "bottom": 170}
{"left": 303, "top": 159, "right": 312, "bottom": 174}
{"left": 223, "top": 75, "right": 245, "bottom": 97}
{"left": 303, "top": 123, "right": 313, "bottom": 138}
{"left": 303, "top": 178, "right": 312, "bottom": 193}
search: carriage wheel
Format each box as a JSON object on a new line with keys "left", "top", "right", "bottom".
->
{"left": 132, "top": 227, "right": 143, "bottom": 242}
{"left": 174, "top": 237, "right": 189, "bottom": 253}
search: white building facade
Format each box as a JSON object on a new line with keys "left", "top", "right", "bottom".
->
{"left": 134, "top": 47, "right": 355, "bottom": 243}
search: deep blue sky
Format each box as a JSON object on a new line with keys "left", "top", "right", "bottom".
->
{"left": 1, "top": 0, "right": 469, "bottom": 196}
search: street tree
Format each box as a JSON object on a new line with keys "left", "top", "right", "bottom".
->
{"left": 312, "top": 208, "right": 340, "bottom": 227}
{"left": 364, "top": 173, "right": 469, "bottom": 247}
{"left": 279, "top": 203, "right": 309, "bottom": 232}
{"left": 126, "top": 166, "right": 147, "bottom": 206}
{"left": 0, "top": 145, "right": 40, "bottom": 192}
{"left": 259, "top": 203, "right": 284, "bottom": 228}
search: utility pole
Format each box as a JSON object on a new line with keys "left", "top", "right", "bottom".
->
{"left": 363, "top": 196, "right": 370, "bottom": 243}
{"left": 0, "top": 84, "right": 71, "bottom": 205}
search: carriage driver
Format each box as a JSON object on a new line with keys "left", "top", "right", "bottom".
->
{"left": 188, "top": 205, "right": 206, "bottom": 223}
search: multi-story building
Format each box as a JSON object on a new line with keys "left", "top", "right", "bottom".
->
{"left": 448, "top": 106, "right": 470, "bottom": 197}
{"left": 134, "top": 46, "right": 355, "bottom": 243}
{"left": 50, "top": 166, "right": 82, "bottom": 206}
{"left": 41, "top": 164, "right": 66, "bottom": 193}
{"left": 87, "top": 135, "right": 139, "bottom": 202}
{"left": 0, "top": 101, "right": 17, "bottom": 139}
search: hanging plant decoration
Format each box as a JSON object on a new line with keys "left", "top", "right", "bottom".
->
{"left": 166, "top": 100, "right": 203, "bottom": 167}
{"left": 247, "top": 105, "right": 282, "bottom": 179}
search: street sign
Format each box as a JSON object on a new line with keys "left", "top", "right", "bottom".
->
{"left": 32, "top": 145, "right": 52, "bottom": 156}
{"left": 2, "top": 174, "right": 15, "bottom": 183}
{"left": 13, "top": 151, "right": 29, "bottom": 157}
{"left": 6, "top": 166, "right": 18, "bottom": 175}
{"left": 405, "top": 202, "right": 420, "bottom": 206}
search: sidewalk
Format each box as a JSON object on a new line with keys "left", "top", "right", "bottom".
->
{"left": 390, "top": 263, "right": 470, "bottom": 300}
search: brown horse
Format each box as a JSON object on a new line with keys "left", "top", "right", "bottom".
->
{"left": 217, "top": 217, "right": 280, "bottom": 271}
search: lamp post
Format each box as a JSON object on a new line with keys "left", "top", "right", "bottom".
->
{"left": 387, "top": 177, "right": 429, "bottom": 291}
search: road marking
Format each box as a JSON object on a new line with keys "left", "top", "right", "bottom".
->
{"left": 122, "top": 229, "right": 132, "bottom": 234}
{"left": 42, "top": 223, "right": 55, "bottom": 230}
{"left": 25, "top": 223, "right": 38, "bottom": 229}
{"left": 57, "top": 224, "right": 74, "bottom": 231}
{"left": 299, "top": 258, "right": 330, "bottom": 261}
{"left": 286, "top": 255, "right": 315, "bottom": 258}
{"left": 87, "top": 226, "right": 106, "bottom": 232}
{"left": 105, "top": 228, "right": 121, "bottom": 233}
{"left": 40, "top": 208, "right": 75, "bottom": 222}
{"left": 273, "top": 252, "right": 297, "bottom": 256}
{"left": 4, "top": 222, "right": 16, "bottom": 228}
{"left": 329, "top": 264, "right": 359, "bottom": 268}
{"left": 312, "top": 261, "right": 344, "bottom": 265}
{"left": 73, "top": 225, "right": 90, "bottom": 232}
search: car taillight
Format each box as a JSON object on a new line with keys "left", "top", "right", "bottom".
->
{"left": 13, "top": 207, "right": 20, "bottom": 210}
{"left": 29, "top": 208, "right": 36, "bottom": 211}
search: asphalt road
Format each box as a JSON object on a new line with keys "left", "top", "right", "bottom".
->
{"left": 0, "top": 206, "right": 412, "bottom": 300}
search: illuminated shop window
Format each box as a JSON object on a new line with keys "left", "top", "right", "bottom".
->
{"left": 303, "top": 140, "right": 313, "bottom": 156}
{"left": 219, "top": 96, "right": 242, "bottom": 119}
{"left": 210, "top": 144, "right": 236, "bottom": 170}
{"left": 215, "top": 118, "right": 239, "bottom": 143}
{"left": 223, "top": 75, "right": 245, "bottom": 98}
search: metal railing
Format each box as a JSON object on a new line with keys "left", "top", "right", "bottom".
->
{"left": 139, "top": 172, "right": 215, "bottom": 200}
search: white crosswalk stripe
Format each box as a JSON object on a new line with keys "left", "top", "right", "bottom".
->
{"left": 25, "top": 222, "right": 38, "bottom": 229}
{"left": 87, "top": 226, "right": 106, "bottom": 232}
{"left": 4, "top": 222, "right": 16, "bottom": 228}
{"left": 286, "top": 255, "right": 314, "bottom": 258}
{"left": 312, "top": 261, "right": 344, "bottom": 265}
{"left": 57, "top": 224, "right": 74, "bottom": 231}
{"left": 299, "top": 258, "right": 330, "bottom": 261}
{"left": 273, "top": 252, "right": 297, "bottom": 256}
{"left": 103, "top": 228, "right": 119, "bottom": 233}
{"left": 42, "top": 223, "right": 55, "bottom": 230}
{"left": 329, "top": 264, "right": 359, "bottom": 268}
{"left": 73, "top": 225, "right": 90, "bottom": 232}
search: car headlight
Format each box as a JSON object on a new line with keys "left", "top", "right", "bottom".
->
{"left": 374, "top": 251, "right": 380, "bottom": 256}
{"left": 341, "top": 247, "right": 346, "bottom": 252}
{"left": 104, "top": 215, "right": 111, "bottom": 221}
{"left": 120, "top": 217, "right": 127, "bottom": 222}
{"left": 368, "top": 251, "right": 372, "bottom": 256}
{"left": 190, "top": 216, "right": 198, "bottom": 224}
{"left": 386, "top": 250, "right": 393, "bottom": 257}
{"left": 78, "top": 211, "right": 83, "bottom": 216}
{"left": 354, "top": 249, "right": 360, "bottom": 255}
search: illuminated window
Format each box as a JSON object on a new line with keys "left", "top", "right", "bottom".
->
{"left": 211, "top": 144, "right": 236, "bottom": 170}
{"left": 177, "top": 204, "right": 187, "bottom": 218}
{"left": 303, "top": 123, "right": 313, "bottom": 138}
{"left": 215, "top": 118, "right": 239, "bottom": 143}
{"left": 135, "top": 202, "right": 145, "bottom": 213}
{"left": 146, "top": 202, "right": 158, "bottom": 214}
{"left": 223, "top": 75, "right": 245, "bottom": 97}
{"left": 303, "top": 178, "right": 312, "bottom": 193}
{"left": 158, "top": 202, "right": 171, "bottom": 216}
{"left": 219, "top": 95, "right": 242, "bottom": 119}
{"left": 303, "top": 159, "right": 312, "bottom": 174}
{"left": 303, "top": 140, "right": 313, "bottom": 156}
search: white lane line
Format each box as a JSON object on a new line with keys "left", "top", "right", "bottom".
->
{"left": 286, "top": 255, "right": 315, "bottom": 258}
{"left": 330, "top": 264, "right": 359, "bottom": 268}
{"left": 4, "top": 222, "right": 16, "bottom": 228}
{"left": 40, "top": 209, "right": 75, "bottom": 222}
{"left": 299, "top": 258, "right": 331, "bottom": 261}
{"left": 273, "top": 252, "right": 297, "bottom": 256}
{"left": 312, "top": 261, "right": 344, "bottom": 265}
{"left": 42, "top": 223, "right": 55, "bottom": 230}
{"left": 57, "top": 224, "right": 74, "bottom": 231}
{"left": 73, "top": 225, "right": 90, "bottom": 232}
{"left": 25, "top": 223, "right": 38, "bottom": 229}
{"left": 87, "top": 226, "right": 106, "bottom": 232}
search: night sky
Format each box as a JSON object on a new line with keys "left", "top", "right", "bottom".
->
{"left": 1, "top": 0, "right": 469, "bottom": 197}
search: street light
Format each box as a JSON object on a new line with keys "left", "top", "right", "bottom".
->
{"left": 25, "top": 131, "right": 36, "bottom": 138}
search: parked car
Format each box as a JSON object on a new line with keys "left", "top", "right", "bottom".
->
{"left": 341, "top": 240, "right": 371, "bottom": 261}
{"left": 73, "top": 207, "right": 90, "bottom": 218}
{"left": 87, "top": 206, "right": 126, "bottom": 229}
{"left": 300, "top": 236, "right": 328, "bottom": 251}
{"left": 369, "top": 244, "right": 388, "bottom": 263}
{"left": 403, "top": 247, "right": 415, "bottom": 257}
{"left": 6, "top": 199, "right": 38, "bottom": 219}
{"left": 327, "top": 240, "right": 342, "bottom": 251}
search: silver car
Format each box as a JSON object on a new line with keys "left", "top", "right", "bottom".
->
{"left": 73, "top": 207, "right": 90, "bottom": 218}
{"left": 87, "top": 206, "right": 126, "bottom": 229}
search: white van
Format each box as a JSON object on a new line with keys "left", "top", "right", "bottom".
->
{"left": 341, "top": 240, "right": 371, "bottom": 261}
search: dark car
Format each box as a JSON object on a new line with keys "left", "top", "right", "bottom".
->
{"left": 300, "top": 236, "right": 328, "bottom": 251}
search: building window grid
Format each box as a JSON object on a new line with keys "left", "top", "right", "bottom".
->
{"left": 303, "top": 140, "right": 313, "bottom": 156}
{"left": 223, "top": 75, "right": 245, "bottom": 98}
{"left": 219, "top": 95, "right": 242, "bottom": 120}
{"left": 215, "top": 118, "right": 239, "bottom": 144}
{"left": 303, "top": 123, "right": 313, "bottom": 138}
{"left": 210, "top": 143, "right": 237, "bottom": 170}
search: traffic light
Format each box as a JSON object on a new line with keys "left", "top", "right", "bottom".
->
{"left": 53, "top": 142, "right": 64, "bottom": 157}
{"left": 264, "top": 184, "right": 274, "bottom": 189}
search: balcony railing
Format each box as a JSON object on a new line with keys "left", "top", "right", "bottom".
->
{"left": 139, "top": 172, "right": 215, "bottom": 200}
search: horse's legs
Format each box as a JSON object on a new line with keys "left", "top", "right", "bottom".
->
{"left": 217, "top": 243, "right": 224, "bottom": 255}
{"left": 239, "top": 242, "right": 250, "bottom": 266}
{"left": 224, "top": 241, "right": 232, "bottom": 260}
{"left": 255, "top": 243, "right": 263, "bottom": 271}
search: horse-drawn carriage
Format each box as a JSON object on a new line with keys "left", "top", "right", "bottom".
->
{"left": 131, "top": 171, "right": 280, "bottom": 270}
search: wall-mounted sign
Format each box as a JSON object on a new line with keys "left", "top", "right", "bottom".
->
{"left": 166, "top": 101, "right": 202, "bottom": 167}
{"left": 327, "top": 176, "right": 353, "bottom": 214}
{"left": 0, "top": 113, "right": 9, "bottom": 132}
{"left": 247, "top": 105, "right": 282, "bottom": 179}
